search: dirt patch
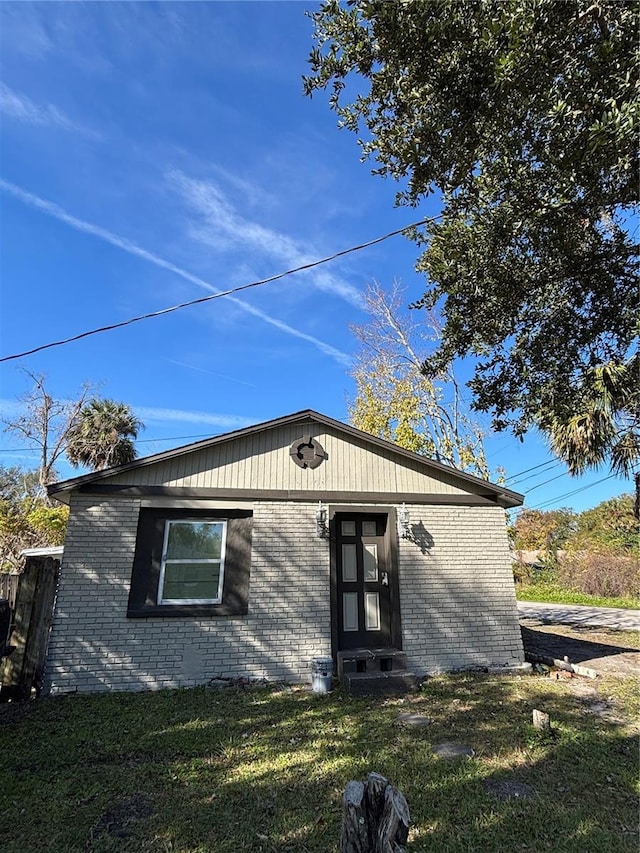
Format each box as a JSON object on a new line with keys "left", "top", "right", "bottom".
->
{"left": 520, "top": 621, "right": 639, "bottom": 678}
{"left": 484, "top": 779, "right": 534, "bottom": 801}
{"left": 89, "top": 793, "right": 155, "bottom": 843}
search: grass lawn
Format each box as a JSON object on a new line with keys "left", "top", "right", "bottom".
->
{"left": 1, "top": 670, "right": 638, "bottom": 852}
{"left": 515, "top": 582, "right": 640, "bottom": 610}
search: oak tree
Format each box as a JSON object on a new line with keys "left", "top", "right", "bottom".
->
{"left": 305, "top": 0, "right": 639, "bottom": 458}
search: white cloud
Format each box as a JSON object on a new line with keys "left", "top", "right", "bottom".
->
{"left": 0, "top": 178, "right": 353, "bottom": 367}
{"left": 0, "top": 5, "right": 54, "bottom": 59}
{"left": 169, "top": 170, "right": 364, "bottom": 308}
{"left": 135, "top": 406, "right": 254, "bottom": 429}
{"left": 0, "top": 82, "right": 99, "bottom": 138}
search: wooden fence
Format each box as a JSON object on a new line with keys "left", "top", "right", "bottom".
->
{"left": 0, "top": 573, "right": 20, "bottom": 611}
{"left": 1, "top": 556, "right": 60, "bottom": 701}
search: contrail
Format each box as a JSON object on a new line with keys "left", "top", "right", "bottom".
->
{"left": 0, "top": 178, "right": 353, "bottom": 367}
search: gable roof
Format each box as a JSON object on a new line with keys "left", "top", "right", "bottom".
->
{"left": 48, "top": 408, "right": 524, "bottom": 507}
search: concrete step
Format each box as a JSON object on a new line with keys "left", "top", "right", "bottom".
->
{"left": 342, "top": 670, "right": 418, "bottom": 697}
{"left": 337, "top": 648, "right": 408, "bottom": 680}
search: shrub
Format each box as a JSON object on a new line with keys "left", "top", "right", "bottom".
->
{"left": 557, "top": 550, "right": 639, "bottom": 599}
{"left": 0, "top": 497, "right": 68, "bottom": 571}
{"left": 512, "top": 560, "right": 533, "bottom": 585}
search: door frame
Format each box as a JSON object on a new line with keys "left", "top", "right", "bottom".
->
{"left": 329, "top": 505, "right": 402, "bottom": 657}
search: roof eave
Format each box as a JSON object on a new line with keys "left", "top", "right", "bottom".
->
{"left": 47, "top": 408, "right": 524, "bottom": 506}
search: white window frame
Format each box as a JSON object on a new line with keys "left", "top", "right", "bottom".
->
{"left": 158, "top": 519, "right": 227, "bottom": 605}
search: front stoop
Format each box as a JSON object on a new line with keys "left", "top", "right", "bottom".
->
{"left": 337, "top": 648, "right": 417, "bottom": 696}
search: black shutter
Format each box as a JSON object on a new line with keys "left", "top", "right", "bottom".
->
{"left": 127, "top": 508, "right": 253, "bottom": 618}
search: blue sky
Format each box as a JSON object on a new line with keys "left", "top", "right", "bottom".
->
{"left": 0, "top": 1, "right": 632, "bottom": 515}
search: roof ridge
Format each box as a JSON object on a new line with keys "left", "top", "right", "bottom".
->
{"left": 47, "top": 408, "right": 523, "bottom": 505}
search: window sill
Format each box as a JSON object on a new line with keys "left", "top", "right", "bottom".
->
{"left": 126, "top": 603, "right": 248, "bottom": 618}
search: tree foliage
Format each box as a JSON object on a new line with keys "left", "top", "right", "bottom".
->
{"left": 511, "top": 507, "right": 577, "bottom": 552}
{"left": 512, "top": 493, "right": 638, "bottom": 555}
{"left": 305, "top": 0, "right": 639, "bottom": 446}
{"left": 349, "top": 281, "right": 490, "bottom": 477}
{"left": 571, "top": 493, "right": 639, "bottom": 552}
{"left": 2, "top": 371, "right": 93, "bottom": 497}
{"left": 0, "top": 465, "right": 40, "bottom": 505}
{"left": 547, "top": 355, "right": 640, "bottom": 513}
{"left": 0, "top": 465, "right": 68, "bottom": 571}
{"left": 2, "top": 375, "right": 144, "bottom": 501}
{"left": 66, "top": 398, "right": 143, "bottom": 471}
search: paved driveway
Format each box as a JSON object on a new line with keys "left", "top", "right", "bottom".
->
{"left": 518, "top": 601, "right": 640, "bottom": 631}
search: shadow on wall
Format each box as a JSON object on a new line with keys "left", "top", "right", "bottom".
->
{"left": 407, "top": 521, "right": 434, "bottom": 554}
{"left": 46, "top": 503, "right": 331, "bottom": 693}
{"left": 400, "top": 509, "right": 523, "bottom": 674}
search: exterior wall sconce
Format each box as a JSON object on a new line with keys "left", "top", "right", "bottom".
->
{"left": 316, "top": 502, "right": 328, "bottom": 538}
{"left": 397, "top": 503, "right": 411, "bottom": 539}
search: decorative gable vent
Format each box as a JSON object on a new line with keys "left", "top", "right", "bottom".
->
{"left": 289, "top": 435, "right": 327, "bottom": 470}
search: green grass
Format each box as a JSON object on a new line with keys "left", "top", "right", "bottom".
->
{"left": 1, "top": 670, "right": 638, "bottom": 852}
{"left": 516, "top": 582, "right": 640, "bottom": 610}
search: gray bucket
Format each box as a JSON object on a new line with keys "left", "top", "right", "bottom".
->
{"left": 311, "top": 656, "right": 334, "bottom": 693}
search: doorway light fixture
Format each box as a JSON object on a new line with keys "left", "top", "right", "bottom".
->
{"left": 316, "top": 502, "right": 328, "bottom": 538}
{"left": 398, "top": 503, "right": 411, "bottom": 539}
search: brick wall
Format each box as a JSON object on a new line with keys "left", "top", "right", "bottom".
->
{"left": 45, "top": 497, "right": 523, "bottom": 693}
{"left": 399, "top": 504, "right": 523, "bottom": 674}
{"left": 45, "top": 496, "right": 332, "bottom": 693}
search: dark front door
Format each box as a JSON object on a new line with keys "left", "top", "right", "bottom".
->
{"left": 335, "top": 514, "right": 395, "bottom": 650}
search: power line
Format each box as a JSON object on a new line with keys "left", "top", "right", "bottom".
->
{"left": 511, "top": 472, "right": 620, "bottom": 514}
{"left": 485, "top": 436, "right": 520, "bottom": 460}
{"left": 504, "top": 458, "right": 560, "bottom": 483}
{"left": 508, "top": 461, "right": 564, "bottom": 487}
{"left": 0, "top": 432, "right": 220, "bottom": 454}
{"left": 0, "top": 215, "right": 438, "bottom": 363}
{"left": 522, "top": 470, "right": 568, "bottom": 493}
{"left": 527, "top": 473, "right": 619, "bottom": 510}
{"left": 136, "top": 433, "right": 213, "bottom": 445}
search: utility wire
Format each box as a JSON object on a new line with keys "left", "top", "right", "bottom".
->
{"left": 511, "top": 472, "right": 619, "bottom": 514}
{"left": 0, "top": 215, "right": 437, "bottom": 363}
{"left": 504, "top": 458, "right": 561, "bottom": 483}
{"left": 507, "top": 460, "right": 564, "bottom": 487}
{"left": 526, "top": 473, "right": 619, "bottom": 511}
{"left": 521, "top": 470, "right": 568, "bottom": 494}
{"left": 136, "top": 433, "right": 213, "bottom": 445}
{"left": 0, "top": 433, "right": 213, "bottom": 452}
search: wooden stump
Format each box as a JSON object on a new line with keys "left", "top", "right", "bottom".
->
{"left": 341, "top": 772, "right": 409, "bottom": 853}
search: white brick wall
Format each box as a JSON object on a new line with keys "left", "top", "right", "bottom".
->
{"left": 45, "top": 496, "right": 523, "bottom": 693}
{"left": 45, "top": 497, "right": 332, "bottom": 693}
{"left": 399, "top": 504, "right": 523, "bottom": 674}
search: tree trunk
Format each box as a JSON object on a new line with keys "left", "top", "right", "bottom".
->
{"left": 341, "top": 773, "right": 409, "bottom": 853}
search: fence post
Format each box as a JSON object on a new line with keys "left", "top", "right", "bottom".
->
{"left": 1, "top": 556, "right": 60, "bottom": 701}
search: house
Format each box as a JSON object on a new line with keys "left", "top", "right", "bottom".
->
{"left": 45, "top": 409, "right": 525, "bottom": 694}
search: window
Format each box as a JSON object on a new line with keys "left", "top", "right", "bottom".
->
{"left": 159, "top": 520, "right": 226, "bottom": 604}
{"left": 127, "top": 508, "right": 252, "bottom": 618}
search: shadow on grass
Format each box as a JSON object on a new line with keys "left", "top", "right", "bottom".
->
{"left": 0, "top": 677, "right": 637, "bottom": 852}
{"left": 521, "top": 624, "right": 639, "bottom": 665}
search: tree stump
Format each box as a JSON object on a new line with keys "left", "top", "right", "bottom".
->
{"left": 341, "top": 772, "right": 409, "bottom": 853}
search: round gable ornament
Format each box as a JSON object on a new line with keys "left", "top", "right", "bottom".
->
{"left": 289, "top": 435, "right": 327, "bottom": 470}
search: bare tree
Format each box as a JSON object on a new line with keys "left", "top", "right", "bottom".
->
{"left": 350, "top": 282, "right": 491, "bottom": 479}
{"left": 2, "top": 371, "right": 93, "bottom": 500}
